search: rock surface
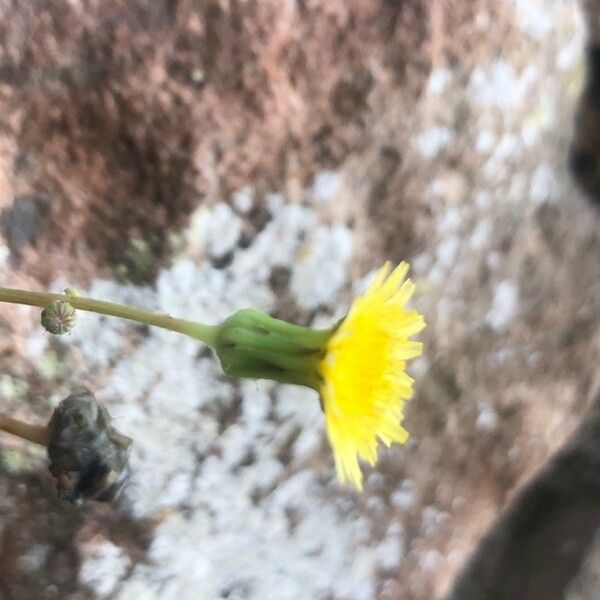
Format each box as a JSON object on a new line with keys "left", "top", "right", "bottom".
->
{"left": 0, "top": 1, "right": 598, "bottom": 599}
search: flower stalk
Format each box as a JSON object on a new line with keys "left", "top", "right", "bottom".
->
{"left": 0, "top": 413, "right": 49, "bottom": 446}
{"left": 0, "top": 286, "right": 218, "bottom": 345}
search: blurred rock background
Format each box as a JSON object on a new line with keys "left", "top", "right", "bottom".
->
{"left": 0, "top": 1, "right": 598, "bottom": 599}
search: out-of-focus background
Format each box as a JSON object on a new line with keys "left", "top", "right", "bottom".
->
{"left": 0, "top": 1, "right": 599, "bottom": 599}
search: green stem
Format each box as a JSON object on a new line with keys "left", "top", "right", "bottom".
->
{"left": 0, "top": 287, "right": 218, "bottom": 346}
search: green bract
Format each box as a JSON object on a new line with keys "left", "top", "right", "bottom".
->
{"left": 213, "top": 308, "right": 333, "bottom": 390}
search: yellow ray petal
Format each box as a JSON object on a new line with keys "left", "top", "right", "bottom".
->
{"left": 319, "top": 262, "right": 424, "bottom": 489}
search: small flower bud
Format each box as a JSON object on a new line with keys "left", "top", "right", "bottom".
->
{"left": 41, "top": 300, "right": 76, "bottom": 335}
{"left": 48, "top": 388, "right": 132, "bottom": 503}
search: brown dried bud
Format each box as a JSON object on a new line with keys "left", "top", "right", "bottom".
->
{"left": 41, "top": 300, "right": 76, "bottom": 335}
{"left": 48, "top": 388, "right": 132, "bottom": 503}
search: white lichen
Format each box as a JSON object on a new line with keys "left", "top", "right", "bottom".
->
{"left": 79, "top": 539, "right": 131, "bottom": 599}
{"left": 486, "top": 279, "right": 520, "bottom": 332}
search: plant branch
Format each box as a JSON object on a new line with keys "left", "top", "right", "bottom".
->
{"left": 0, "top": 287, "right": 218, "bottom": 346}
{"left": 0, "top": 414, "right": 49, "bottom": 446}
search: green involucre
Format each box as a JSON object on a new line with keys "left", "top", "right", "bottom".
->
{"left": 214, "top": 309, "right": 334, "bottom": 390}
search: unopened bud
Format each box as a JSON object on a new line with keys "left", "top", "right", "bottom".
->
{"left": 41, "top": 300, "right": 76, "bottom": 335}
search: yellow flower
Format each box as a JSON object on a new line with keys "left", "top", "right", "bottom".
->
{"left": 213, "top": 261, "right": 425, "bottom": 490}
{"left": 319, "top": 262, "right": 425, "bottom": 489}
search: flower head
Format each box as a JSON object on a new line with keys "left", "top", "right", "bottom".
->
{"left": 213, "top": 262, "right": 424, "bottom": 490}
{"left": 319, "top": 262, "right": 425, "bottom": 489}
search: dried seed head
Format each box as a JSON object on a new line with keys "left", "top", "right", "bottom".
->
{"left": 48, "top": 388, "right": 132, "bottom": 503}
{"left": 41, "top": 300, "right": 76, "bottom": 335}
